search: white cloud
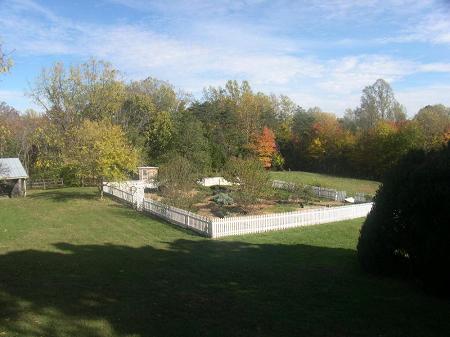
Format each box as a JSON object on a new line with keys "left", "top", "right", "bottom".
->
{"left": 1, "top": 0, "right": 450, "bottom": 115}
{"left": 385, "top": 11, "right": 450, "bottom": 45}
{"left": 397, "top": 85, "right": 450, "bottom": 115}
{"left": 0, "top": 90, "right": 35, "bottom": 112}
{"left": 316, "top": 56, "right": 416, "bottom": 94}
{"left": 418, "top": 63, "right": 450, "bottom": 72}
{"left": 0, "top": 90, "right": 25, "bottom": 102}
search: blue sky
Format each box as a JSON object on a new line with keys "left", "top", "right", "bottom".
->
{"left": 1, "top": 0, "right": 450, "bottom": 116}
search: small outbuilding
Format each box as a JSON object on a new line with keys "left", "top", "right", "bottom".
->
{"left": 138, "top": 166, "right": 158, "bottom": 182}
{"left": 0, "top": 158, "right": 29, "bottom": 197}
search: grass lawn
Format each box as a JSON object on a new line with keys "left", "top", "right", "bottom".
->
{"left": 1, "top": 188, "right": 449, "bottom": 337}
{"left": 270, "top": 171, "right": 381, "bottom": 195}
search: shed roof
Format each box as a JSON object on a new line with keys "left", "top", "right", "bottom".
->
{"left": 0, "top": 158, "right": 29, "bottom": 179}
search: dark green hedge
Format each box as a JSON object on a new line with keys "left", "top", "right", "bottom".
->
{"left": 357, "top": 142, "right": 450, "bottom": 296}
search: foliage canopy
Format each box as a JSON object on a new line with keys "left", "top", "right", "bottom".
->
{"left": 65, "top": 120, "right": 139, "bottom": 195}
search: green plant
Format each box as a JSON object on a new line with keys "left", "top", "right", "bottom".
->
{"left": 357, "top": 142, "right": 450, "bottom": 296}
{"left": 211, "top": 185, "right": 229, "bottom": 195}
{"left": 212, "top": 192, "right": 234, "bottom": 206}
{"left": 271, "top": 152, "right": 285, "bottom": 170}
{"left": 224, "top": 157, "right": 270, "bottom": 209}
{"left": 158, "top": 155, "right": 199, "bottom": 209}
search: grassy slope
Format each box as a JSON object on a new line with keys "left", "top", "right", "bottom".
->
{"left": 0, "top": 188, "right": 449, "bottom": 337}
{"left": 270, "top": 171, "right": 381, "bottom": 195}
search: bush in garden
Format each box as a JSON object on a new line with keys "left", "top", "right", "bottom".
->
{"left": 272, "top": 184, "right": 314, "bottom": 207}
{"left": 224, "top": 157, "right": 270, "bottom": 208}
{"left": 291, "top": 185, "right": 314, "bottom": 205}
{"left": 157, "top": 155, "right": 200, "bottom": 209}
{"left": 271, "top": 152, "right": 285, "bottom": 170}
{"left": 357, "top": 142, "right": 450, "bottom": 296}
{"left": 213, "top": 193, "right": 234, "bottom": 206}
{"left": 211, "top": 185, "right": 229, "bottom": 195}
{"left": 59, "top": 165, "right": 84, "bottom": 186}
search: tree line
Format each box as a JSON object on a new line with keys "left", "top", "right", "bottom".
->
{"left": 1, "top": 59, "right": 449, "bottom": 184}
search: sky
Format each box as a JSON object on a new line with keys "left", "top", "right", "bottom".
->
{"left": 0, "top": 0, "right": 450, "bottom": 116}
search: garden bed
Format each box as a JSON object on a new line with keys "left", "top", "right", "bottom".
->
{"left": 145, "top": 185, "right": 345, "bottom": 218}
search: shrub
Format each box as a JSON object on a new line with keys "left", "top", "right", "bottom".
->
{"left": 158, "top": 155, "right": 200, "bottom": 209}
{"left": 272, "top": 183, "right": 314, "bottom": 205}
{"left": 357, "top": 142, "right": 450, "bottom": 296}
{"left": 59, "top": 165, "right": 81, "bottom": 186}
{"left": 211, "top": 185, "right": 229, "bottom": 195}
{"left": 224, "top": 157, "right": 270, "bottom": 208}
{"left": 292, "top": 184, "right": 314, "bottom": 203}
{"left": 213, "top": 193, "right": 234, "bottom": 206}
{"left": 271, "top": 152, "right": 285, "bottom": 171}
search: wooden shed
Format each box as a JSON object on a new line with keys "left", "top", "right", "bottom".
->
{"left": 0, "top": 158, "right": 29, "bottom": 197}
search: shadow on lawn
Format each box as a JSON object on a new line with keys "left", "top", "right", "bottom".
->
{"left": 1, "top": 242, "right": 450, "bottom": 337}
{"left": 28, "top": 188, "right": 99, "bottom": 202}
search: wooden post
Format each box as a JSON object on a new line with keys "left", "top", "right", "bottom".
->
{"left": 23, "top": 179, "right": 27, "bottom": 197}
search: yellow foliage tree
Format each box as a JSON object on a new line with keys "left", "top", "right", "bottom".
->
{"left": 0, "top": 124, "right": 11, "bottom": 156}
{"left": 65, "top": 120, "right": 139, "bottom": 197}
{"left": 30, "top": 122, "right": 64, "bottom": 178}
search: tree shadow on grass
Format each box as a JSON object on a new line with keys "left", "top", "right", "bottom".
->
{"left": 28, "top": 188, "right": 98, "bottom": 203}
{"left": 108, "top": 204, "right": 203, "bottom": 238}
{"left": 1, "top": 240, "right": 450, "bottom": 337}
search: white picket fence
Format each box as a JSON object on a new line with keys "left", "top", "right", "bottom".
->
{"left": 107, "top": 180, "right": 158, "bottom": 191}
{"left": 105, "top": 185, "right": 135, "bottom": 205}
{"left": 354, "top": 193, "right": 368, "bottom": 203}
{"left": 211, "top": 203, "right": 373, "bottom": 238}
{"left": 103, "top": 184, "right": 373, "bottom": 238}
{"left": 142, "top": 198, "right": 212, "bottom": 236}
{"left": 272, "top": 180, "right": 347, "bottom": 202}
{"left": 272, "top": 180, "right": 297, "bottom": 190}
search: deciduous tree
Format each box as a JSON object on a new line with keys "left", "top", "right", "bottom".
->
{"left": 252, "top": 127, "right": 278, "bottom": 169}
{"left": 119, "top": 93, "right": 156, "bottom": 148}
{"left": 128, "top": 77, "right": 191, "bottom": 114}
{"left": 172, "top": 112, "right": 211, "bottom": 173}
{"left": 157, "top": 155, "right": 199, "bottom": 209}
{"left": 0, "top": 41, "right": 12, "bottom": 74}
{"left": 146, "top": 111, "right": 174, "bottom": 162}
{"left": 414, "top": 104, "right": 450, "bottom": 149}
{"left": 30, "top": 59, "right": 125, "bottom": 131}
{"left": 355, "top": 79, "right": 405, "bottom": 129}
{"left": 65, "top": 120, "right": 139, "bottom": 197}
{"left": 224, "top": 157, "right": 270, "bottom": 209}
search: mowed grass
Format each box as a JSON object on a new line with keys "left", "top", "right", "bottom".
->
{"left": 270, "top": 171, "right": 381, "bottom": 195}
{"left": 1, "top": 188, "right": 449, "bottom": 337}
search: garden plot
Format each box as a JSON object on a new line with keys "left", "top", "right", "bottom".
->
{"left": 145, "top": 183, "right": 345, "bottom": 218}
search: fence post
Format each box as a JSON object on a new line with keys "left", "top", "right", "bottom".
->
{"left": 208, "top": 220, "right": 214, "bottom": 238}
{"left": 134, "top": 186, "right": 144, "bottom": 211}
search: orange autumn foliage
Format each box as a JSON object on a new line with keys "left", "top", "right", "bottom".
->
{"left": 253, "top": 127, "right": 277, "bottom": 169}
